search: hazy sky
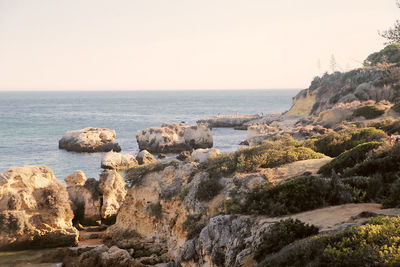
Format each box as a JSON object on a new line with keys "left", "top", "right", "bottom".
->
{"left": 0, "top": 0, "right": 398, "bottom": 91}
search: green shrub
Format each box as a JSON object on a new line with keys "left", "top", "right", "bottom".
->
{"left": 364, "top": 43, "right": 400, "bottom": 66}
{"left": 254, "top": 218, "right": 319, "bottom": 263}
{"left": 244, "top": 176, "right": 361, "bottom": 216}
{"left": 125, "top": 161, "right": 179, "bottom": 187}
{"left": 392, "top": 102, "right": 400, "bottom": 113}
{"left": 147, "top": 202, "right": 162, "bottom": 220}
{"left": 260, "top": 216, "right": 400, "bottom": 267}
{"left": 318, "top": 142, "right": 383, "bottom": 175}
{"left": 195, "top": 177, "right": 223, "bottom": 201}
{"left": 182, "top": 214, "right": 206, "bottom": 240}
{"left": 314, "top": 127, "right": 386, "bottom": 157}
{"left": 201, "top": 135, "right": 322, "bottom": 178}
{"left": 223, "top": 197, "right": 242, "bottom": 214}
{"left": 371, "top": 118, "right": 400, "bottom": 135}
{"left": 352, "top": 105, "right": 385, "bottom": 119}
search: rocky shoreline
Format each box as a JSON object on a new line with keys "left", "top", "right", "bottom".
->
{"left": 3, "top": 45, "right": 400, "bottom": 266}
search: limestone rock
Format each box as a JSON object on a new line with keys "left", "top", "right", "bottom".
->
{"left": 65, "top": 170, "right": 87, "bottom": 186}
{"left": 99, "top": 169, "right": 127, "bottom": 223}
{"left": 197, "top": 114, "right": 260, "bottom": 128}
{"left": 101, "top": 151, "right": 138, "bottom": 170}
{"left": 59, "top": 127, "right": 121, "bottom": 153}
{"left": 177, "top": 151, "right": 191, "bottom": 161}
{"left": 136, "top": 123, "right": 213, "bottom": 153}
{"left": 66, "top": 175, "right": 101, "bottom": 226}
{"left": 0, "top": 165, "right": 78, "bottom": 250}
{"left": 136, "top": 150, "right": 157, "bottom": 165}
{"left": 191, "top": 148, "right": 221, "bottom": 163}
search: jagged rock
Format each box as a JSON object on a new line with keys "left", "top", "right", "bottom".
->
{"left": 101, "top": 151, "right": 138, "bottom": 170}
{"left": 99, "top": 169, "right": 127, "bottom": 224}
{"left": 65, "top": 170, "right": 87, "bottom": 186}
{"left": 0, "top": 165, "right": 78, "bottom": 250}
{"left": 59, "top": 127, "right": 121, "bottom": 153}
{"left": 158, "top": 153, "right": 167, "bottom": 159}
{"left": 66, "top": 174, "right": 101, "bottom": 226}
{"left": 191, "top": 148, "right": 221, "bottom": 163}
{"left": 177, "top": 151, "right": 191, "bottom": 161}
{"left": 197, "top": 114, "right": 261, "bottom": 128}
{"left": 136, "top": 123, "right": 213, "bottom": 153}
{"left": 136, "top": 150, "right": 157, "bottom": 165}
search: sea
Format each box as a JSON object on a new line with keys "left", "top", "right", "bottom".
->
{"left": 0, "top": 89, "right": 299, "bottom": 181}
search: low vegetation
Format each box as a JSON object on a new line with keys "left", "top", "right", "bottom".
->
{"left": 125, "top": 160, "right": 179, "bottom": 187}
{"left": 244, "top": 176, "right": 364, "bottom": 216}
{"left": 254, "top": 219, "right": 319, "bottom": 263}
{"left": 201, "top": 135, "right": 323, "bottom": 178}
{"left": 318, "top": 141, "right": 383, "bottom": 175}
{"left": 182, "top": 214, "right": 206, "bottom": 240}
{"left": 352, "top": 105, "right": 385, "bottom": 119}
{"left": 260, "top": 217, "right": 400, "bottom": 267}
{"left": 147, "top": 202, "right": 162, "bottom": 220}
{"left": 312, "top": 127, "right": 386, "bottom": 157}
{"left": 195, "top": 177, "right": 223, "bottom": 201}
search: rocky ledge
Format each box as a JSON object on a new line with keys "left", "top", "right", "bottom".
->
{"left": 136, "top": 123, "right": 213, "bottom": 153}
{"left": 0, "top": 165, "right": 78, "bottom": 250}
{"left": 197, "top": 114, "right": 260, "bottom": 128}
{"left": 59, "top": 127, "right": 121, "bottom": 153}
{"left": 101, "top": 151, "right": 138, "bottom": 170}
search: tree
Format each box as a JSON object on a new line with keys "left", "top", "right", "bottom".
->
{"left": 380, "top": 0, "right": 400, "bottom": 44}
{"left": 329, "top": 54, "right": 337, "bottom": 73}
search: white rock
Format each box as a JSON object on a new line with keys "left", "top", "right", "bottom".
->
{"left": 136, "top": 150, "right": 157, "bottom": 165}
{"left": 191, "top": 148, "right": 221, "bottom": 163}
{"left": 99, "top": 170, "right": 127, "bottom": 222}
{"left": 65, "top": 170, "right": 87, "bottom": 185}
{"left": 101, "top": 151, "right": 138, "bottom": 170}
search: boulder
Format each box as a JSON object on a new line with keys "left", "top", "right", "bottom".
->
{"left": 136, "top": 123, "right": 213, "bottom": 153}
{"left": 191, "top": 148, "right": 221, "bottom": 163}
{"left": 99, "top": 170, "right": 127, "bottom": 223}
{"left": 136, "top": 150, "right": 157, "bottom": 165}
{"left": 177, "top": 151, "right": 191, "bottom": 161}
{"left": 66, "top": 174, "right": 102, "bottom": 226}
{"left": 0, "top": 165, "right": 78, "bottom": 250}
{"left": 59, "top": 127, "right": 121, "bottom": 153}
{"left": 65, "top": 170, "right": 87, "bottom": 185}
{"left": 197, "top": 114, "right": 260, "bottom": 128}
{"left": 101, "top": 151, "right": 138, "bottom": 170}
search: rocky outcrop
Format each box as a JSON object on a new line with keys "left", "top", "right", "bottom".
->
{"left": 65, "top": 170, "right": 87, "bottom": 185}
{"left": 99, "top": 170, "right": 127, "bottom": 224}
{"left": 136, "top": 150, "right": 157, "bottom": 165}
{"left": 136, "top": 123, "right": 213, "bottom": 153}
{"left": 66, "top": 174, "right": 102, "bottom": 226}
{"left": 191, "top": 148, "right": 221, "bottom": 163}
{"left": 101, "top": 151, "right": 138, "bottom": 170}
{"left": 59, "top": 127, "right": 121, "bottom": 153}
{"left": 197, "top": 114, "right": 260, "bottom": 128}
{"left": 0, "top": 165, "right": 78, "bottom": 250}
{"left": 66, "top": 170, "right": 127, "bottom": 226}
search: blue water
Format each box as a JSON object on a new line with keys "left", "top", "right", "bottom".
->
{"left": 0, "top": 89, "right": 299, "bottom": 181}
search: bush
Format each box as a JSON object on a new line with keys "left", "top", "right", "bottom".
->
{"left": 364, "top": 43, "right": 400, "bottom": 66}
{"left": 202, "top": 135, "right": 323, "bottom": 178}
{"left": 392, "top": 102, "right": 400, "bottom": 113}
{"left": 125, "top": 161, "right": 179, "bottom": 187}
{"left": 352, "top": 105, "right": 385, "bottom": 119}
{"left": 195, "top": 177, "right": 223, "bottom": 201}
{"left": 254, "top": 218, "right": 319, "bottom": 263}
{"left": 244, "top": 176, "right": 361, "bottom": 216}
{"left": 260, "top": 216, "right": 400, "bottom": 267}
{"left": 182, "top": 214, "right": 206, "bottom": 240}
{"left": 147, "top": 202, "right": 162, "bottom": 220}
{"left": 313, "top": 127, "right": 386, "bottom": 157}
{"left": 318, "top": 142, "right": 383, "bottom": 175}
{"left": 371, "top": 118, "right": 400, "bottom": 135}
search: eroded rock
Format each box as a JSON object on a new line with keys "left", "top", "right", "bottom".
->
{"left": 191, "top": 148, "right": 221, "bottom": 163}
{"left": 59, "top": 127, "right": 121, "bottom": 153}
{"left": 0, "top": 165, "right": 78, "bottom": 250}
{"left": 136, "top": 150, "right": 157, "bottom": 165}
{"left": 101, "top": 151, "right": 138, "bottom": 170}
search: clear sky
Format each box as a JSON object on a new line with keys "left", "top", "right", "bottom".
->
{"left": 0, "top": 0, "right": 398, "bottom": 91}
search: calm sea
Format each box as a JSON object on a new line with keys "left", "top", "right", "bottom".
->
{"left": 0, "top": 89, "right": 299, "bottom": 181}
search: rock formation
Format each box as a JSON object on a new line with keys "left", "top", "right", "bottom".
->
{"left": 136, "top": 123, "right": 213, "bottom": 153}
{"left": 136, "top": 150, "right": 157, "bottom": 165}
{"left": 59, "top": 127, "right": 121, "bottom": 153}
{"left": 191, "top": 148, "right": 221, "bottom": 163}
{"left": 101, "top": 151, "right": 138, "bottom": 170}
{"left": 0, "top": 165, "right": 78, "bottom": 250}
{"left": 197, "top": 114, "right": 260, "bottom": 128}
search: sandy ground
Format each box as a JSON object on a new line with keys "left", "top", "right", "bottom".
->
{"left": 262, "top": 156, "right": 332, "bottom": 183}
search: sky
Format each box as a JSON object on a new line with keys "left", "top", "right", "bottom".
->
{"left": 0, "top": 0, "right": 398, "bottom": 91}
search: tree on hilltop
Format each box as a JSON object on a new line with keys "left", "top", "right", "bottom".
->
{"left": 380, "top": 0, "right": 400, "bottom": 44}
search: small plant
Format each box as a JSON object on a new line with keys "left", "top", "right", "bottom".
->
{"left": 182, "top": 214, "right": 206, "bottom": 240}
{"left": 353, "top": 105, "right": 385, "bottom": 119}
{"left": 147, "top": 202, "right": 162, "bottom": 220}
{"left": 125, "top": 161, "right": 179, "bottom": 187}
{"left": 392, "top": 102, "right": 400, "bottom": 113}
{"left": 223, "top": 197, "right": 242, "bottom": 214}
{"left": 254, "top": 218, "right": 319, "bottom": 262}
{"left": 195, "top": 177, "right": 223, "bottom": 201}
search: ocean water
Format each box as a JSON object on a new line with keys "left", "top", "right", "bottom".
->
{"left": 0, "top": 89, "right": 299, "bottom": 181}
